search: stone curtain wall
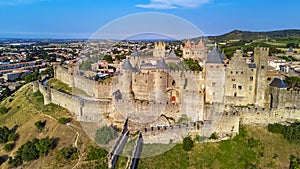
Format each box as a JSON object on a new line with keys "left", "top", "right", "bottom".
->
{"left": 238, "top": 107, "right": 300, "bottom": 125}
{"left": 36, "top": 82, "right": 112, "bottom": 122}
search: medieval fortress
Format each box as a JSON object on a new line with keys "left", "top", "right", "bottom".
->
{"left": 34, "top": 40, "right": 300, "bottom": 143}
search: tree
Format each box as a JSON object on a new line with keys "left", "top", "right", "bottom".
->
{"left": 36, "top": 138, "right": 54, "bottom": 156}
{"left": 58, "top": 117, "right": 69, "bottom": 124}
{"left": 268, "top": 123, "right": 285, "bottom": 133}
{"left": 60, "top": 146, "right": 78, "bottom": 160}
{"left": 183, "top": 58, "right": 202, "bottom": 71}
{"left": 4, "top": 143, "right": 15, "bottom": 152}
{"left": 40, "top": 66, "right": 54, "bottom": 76}
{"left": 0, "top": 106, "right": 8, "bottom": 115}
{"left": 8, "top": 155, "right": 23, "bottom": 167}
{"left": 95, "top": 126, "right": 117, "bottom": 145}
{"left": 182, "top": 136, "right": 194, "bottom": 151}
{"left": 8, "top": 133, "right": 18, "bottom": 142}
{"left": 8, "top": 137, "right": 55, "bottom": 167}
{"left": 102, "top": 55, "right": 113, "bottom": 63}
{"left": 20, "top": 139, "right": 40, "bottom": 161}
{"left": 284, "top": 76, "right": 300, "bottom": 90}
{"left": 0, "top": 126, "right": 10, "bottom": 143}
{"left": 80, "top": 60, "right": 94, "bottom": 70}
{"left": 209, "top": 132, "right": 219, "bottom": 140}
{"left": 86, "top": 147, "right": 108, "bottom": 161}
{"left": 34, "top": 120, "right": 46, "bottom": 132}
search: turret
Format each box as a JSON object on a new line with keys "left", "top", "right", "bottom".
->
{"left": 205, "top": 46, "right": 225, "bottom": 106}
{"left": 254, "top": 47, "right": 269, "bottom": 108}
{"left": 120, "top": 57, "right": 134, "bottom": 100}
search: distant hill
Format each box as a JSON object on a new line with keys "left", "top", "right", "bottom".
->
{"left": 208, "top": 29, "right": 300, "bottom": 42}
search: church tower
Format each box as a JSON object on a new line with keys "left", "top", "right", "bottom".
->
{"left": 153, "top": 41, "right": 166, "bottom": 58}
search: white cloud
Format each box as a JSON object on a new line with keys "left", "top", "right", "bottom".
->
{"left": 136, "top": 0, "right": 211, "bottom": 9}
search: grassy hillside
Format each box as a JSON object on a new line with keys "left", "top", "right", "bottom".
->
{"left": 0, "top": 83, "right": 107, "bottom": 169}
{"left": 208, "top": 29, "right": 300, "bottom": 42}
{"left": 138, "top": 126, "right": 300, "bottom": 169}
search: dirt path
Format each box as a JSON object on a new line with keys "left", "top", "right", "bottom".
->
{"left": 24, "top": 83, "right": 84, "bottom": 169}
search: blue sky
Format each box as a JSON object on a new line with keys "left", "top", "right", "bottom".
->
{"left": 0, "top": 0, "right": 299, "bottom": 38}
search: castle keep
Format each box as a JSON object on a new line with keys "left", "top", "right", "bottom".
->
{"left": 34, "top": 40, "right": 300, "bottom": 142}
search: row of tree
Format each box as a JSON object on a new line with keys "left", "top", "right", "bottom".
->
{"left": 8, "top": 137, "right": 56, "bottom": 167}
{"left": 0, "top": 126, "right": 18, "bottom": 144}
{"left": 268, "top": 122, "right": 300, "bottom": 143}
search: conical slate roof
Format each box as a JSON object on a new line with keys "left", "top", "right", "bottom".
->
{"left": 206, "top": 46, "right": 223, "bottom": 64}
{"left": 133, "top": 63, "right": 139, "bottom": 72}
{"left": 270, "top": 78, "right": 288, "bottom": 88}
{"left": 122, "top": 57, "right": 134, "bottom": 70}
{"left": 131, "top": 46, "right": 139, "bottom": 58}
{"left": 157, "top": 58, "right": 168, "bottom": 70}
{"left": 220, "top": 50, "right": 227, "bottom": 60}
{"left": 167, "top": 49, "right": 180, "bottom": 60}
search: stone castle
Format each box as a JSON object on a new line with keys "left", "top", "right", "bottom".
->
{"left": 34, "top": 40, "right": 300, "bottom": 142}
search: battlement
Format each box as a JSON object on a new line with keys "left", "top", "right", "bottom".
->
{"left": 168, "top": 69, "right": 202, "bottom": 74}
{"left": 114, "top": 99, "right": 179, "bottom": 108}
{"left": 229, "top": 106, "right": 300, "bottom": 114}
{"left": 287, "top": 89, "right": 300, "bottom": 95}
{"left": 97, "top": 81, "right": 116, "bottom": 86}
{"left": 255, "top": 47, "right": 269, "bottom": 52}
{"left": 143, "top": 122, "right": 197, "bottom": 135}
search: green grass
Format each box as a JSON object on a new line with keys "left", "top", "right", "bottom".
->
{"left": 138, "top": 126, "right": 300, "bottom": 169}
{"left": 47, "top": 78, "right": 72, "bottom": 94}
{"left": 47, "top": 78, "right": 91, "bottom": 97}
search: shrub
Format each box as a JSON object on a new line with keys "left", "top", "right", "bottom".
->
{"left": 58, "top": 117, "right": 69, "bottom": 124}
{"left": 86, "top": 147, "right": 108, "bottom": 161}
{"left": 95, "top": 126, "right": 117, "bottom": 145}
{"left": 182, "top": 136, "right": 194, "bottom": 151}
{"left": 209, "top": 132, "right": 219, "bottom": 140}
{"left": 268, "top": 123, "right": 285, "bottom": 133}
{"left": 60, "top": 146, "right": 78, "bottom": 160}
{"left": 248, "top": 137, "right": 260, "bottom": 149}
{"left": 0, "top": 126, "right": 10, "bottom": 143}
{"left": 0, "top": 106, "right": 8, "bottom": 115}
{"left": 34, "top": 120, "right": 46, "bottom": 132}
{"left": 8, "top": 133, "right": 18, "bottom": 141}
{"left": 8, "top": 98, "right": 13, "bottom": 102}
{"left": 8, "top": 137, "right": 55, "bottom": 167}
{"left": 8, "top": 155, "right": 22, "bottom": 167}
{"left": 4, "top": 143, "right": 15, "bottom": 152}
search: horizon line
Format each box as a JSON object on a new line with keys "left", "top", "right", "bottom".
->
{"left": 0, "top": 28, "right": 299, "bottom": 40}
